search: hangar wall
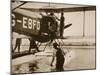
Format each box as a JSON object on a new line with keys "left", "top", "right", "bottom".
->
{"left": 63, "top": 10, "right": 96, "bottom": 37}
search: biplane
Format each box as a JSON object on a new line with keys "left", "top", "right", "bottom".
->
{"left": 12, "top": 1, "right": 72, "bottom": 56}
{"left": 12, "top": 1, "right": 95, "bottom": 58}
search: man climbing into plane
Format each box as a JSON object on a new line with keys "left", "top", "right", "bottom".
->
{"left": 59, "top": 11, "right": 65, "bottom": 38}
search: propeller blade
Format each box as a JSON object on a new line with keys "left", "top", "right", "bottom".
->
{"left": 64, "top": 23, "right": 72, "bottom": 29}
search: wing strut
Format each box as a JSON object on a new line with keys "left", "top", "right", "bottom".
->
{"left": 12, "top": 2, "right": 27, "bottom": 11}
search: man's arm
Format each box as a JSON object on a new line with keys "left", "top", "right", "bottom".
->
{"left": 50, "top": 53, "right": 55, "bottom": 66}
{"left": 54, "top": 15, "right": 60, "bottom": 21}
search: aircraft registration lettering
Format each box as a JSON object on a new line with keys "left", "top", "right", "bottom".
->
{"left": 23, "top": 17, "right": 40, "bottom": 30}
{"left": 12, "top": 13, "right": 40, "bottom": 31}
{"left": 23, "top": 17, "right": 28, "bottom": 29}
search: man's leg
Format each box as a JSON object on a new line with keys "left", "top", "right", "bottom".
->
{"left": 56, "top": 65, "right": 64, "bottom": 71}
{"left": 18, "top": 44, "right": 21, "bottom": 53}
{"left": 56, "top": 60, "right": 65, "bottom": 71}
{"left": 36, "top": 47, "right": 40, "bottom": 52}
{"left": 60, "top": 58, "right": 65, "bottom": 71}
{"left": 13, "top": 44, "right": 18, "bottom": 53}
{"left": 29, "top": 46, "right": 31, "bottom": 53}
{"left": 60, "top": 29, "right": 64, "bottom": 37}
{"left": 34, "top": 42, "right": 40, "bottom": 52}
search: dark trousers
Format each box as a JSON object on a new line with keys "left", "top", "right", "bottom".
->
{"left": 29, "top": 46, "right": 39, "bottom": 53}
{"left": 13, "top": 38, "right": 21, "bottom": 53}
{"left": 29, "top": 41, "right": 40, "bottom": 53}
{"left": 13, "top": 43, "right": 21, "bottom": 53}
{"left": 60, "top": 25, "right": 64, "bottom": 37}
{"left": 56, "top": 58, "right": 65, "bottom": 71}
